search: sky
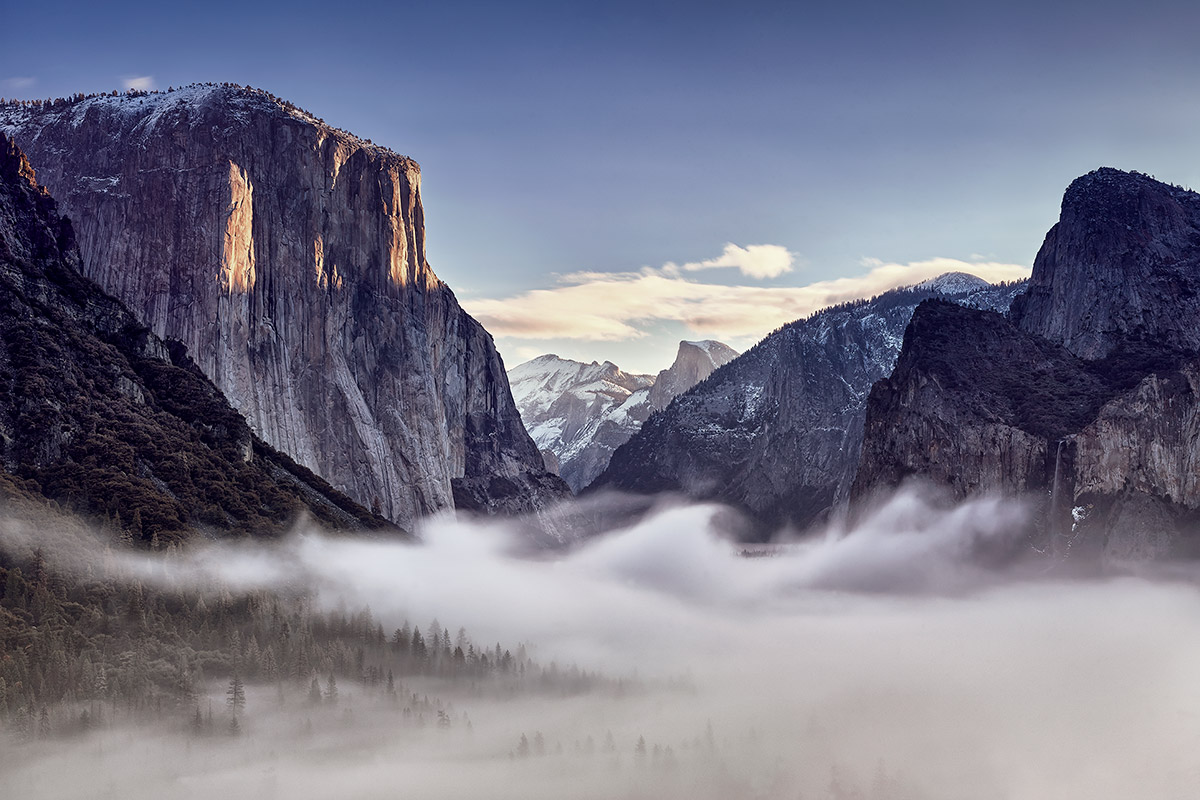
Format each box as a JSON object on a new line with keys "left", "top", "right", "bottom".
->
{"left": 4, "top": 0, "right": 1200, "bottom": 372}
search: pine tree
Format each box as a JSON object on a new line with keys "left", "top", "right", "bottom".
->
{"left": 191, "top": 706, "right": 204, "bottom": 735}
{"left": 324, "top": 673, "right": 338, "bottom": 705}
{"left": 226, "top": 672, "right": 246, "bottom": 717}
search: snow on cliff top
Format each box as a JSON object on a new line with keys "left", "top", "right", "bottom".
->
{"left": 508, "top": 354, "right": 652, "bottom": 418}
{"left": 917, "top": 271, "right": 992, "bottom": 295}
{"left": 0, "top": 83, "right": 415, "bottom": 169}
{"left": 681, "top": 339, "right": 739, "bottom": 362}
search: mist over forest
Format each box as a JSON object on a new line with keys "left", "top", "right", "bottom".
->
{"left": 4, "top": 489, "right": 1200, "bottom": 800}
{"left": 3, "top": 30, "right": 1200, "bottom": 796}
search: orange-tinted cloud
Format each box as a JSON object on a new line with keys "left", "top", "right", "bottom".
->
{"left": 465, "top": 257, "right": 1030, "bottom": 342}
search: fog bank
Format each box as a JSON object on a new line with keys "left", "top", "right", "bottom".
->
{"left": 3, "top": 489, "right": 1200, "bottom": 799}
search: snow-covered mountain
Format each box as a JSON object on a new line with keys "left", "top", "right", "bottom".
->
{"left": 509, "top": 341, "right": 738, "bottom": 491}
{"left": 589, "top": 275, "right": 1028, "bottom": 536}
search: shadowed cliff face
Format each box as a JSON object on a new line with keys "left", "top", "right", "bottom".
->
{"left": 0, "top": 86, "right": 566, "bottom": 527}
{"left": 1012, "top": 168, "right": 1200, "bottom": 359}
{"left": 0, "top": 132, "right": 393, "bottom": 539}
{"left": 856, "top": 169, "right": 1200, "bottom": 563}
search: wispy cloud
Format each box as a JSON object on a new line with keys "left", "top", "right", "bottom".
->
{"left": 464, "top": 257, "right": 1030, "bottom": 342}
{"left": 122, "top": 75, "right": 155, "bottom": 91}
{"left": 671, "top": 242, "right": 796, "bottom": 279}
{"left": 2, "top": 77, "right": 36, "bottom": 91}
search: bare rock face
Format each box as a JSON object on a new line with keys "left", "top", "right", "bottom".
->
{"left": 508, "top": 340, "right": 737, "bottom": 492}
{"left": 590, "top": 279, "right": 1026, "bottom": 537}
{"left": 1011, "top": 168, "right": 1200, "bottom": 359}
{"left": 646, "top": 340, "right": 739, "bottom": 411}
{"left": 1071, "top": 366, "right": 1200, "bottom": 560}
{"left": 0, "top": 86, "right": 566, "bottom": 527}
{"left": 854, "top": 300, "right": 1200, "bottom": 561}
{"left": 0, "top": 132, "right": 392, "bottom": 540}
{"left": 855, "top": 169, "right": 1200, "bottom": 562}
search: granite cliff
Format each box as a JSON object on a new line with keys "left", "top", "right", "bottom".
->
{"left": 0, "top": 132, "right": 392, "bottom": 540}
{"left": 1011, "top": 168, "right": 1200, "bottom": 359}
{"left": 854, "top": 169, "right": 1200, "bottom": 562}
{"left": 0, "top": 85, "right": 566, "bottom": 527}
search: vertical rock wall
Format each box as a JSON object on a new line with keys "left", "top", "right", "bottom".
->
{"left": 0, "top": 86, "right": 566, "bottom": 528}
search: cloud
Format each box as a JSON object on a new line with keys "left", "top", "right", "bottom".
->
{"left": 2, "top": 77, "right": 36, "bottom": 91}
{"left": 673, "top": 242, "right": 796, "bottom": 279}
{"left": 122, "top": 75, "right": 155, "bottom": 91}
{"left": 463, "top": 257, "right": 1030, "bottom": 341}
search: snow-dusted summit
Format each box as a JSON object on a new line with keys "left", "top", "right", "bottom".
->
{"left": 509, "top": 340, "right": 738, "bottom": 491}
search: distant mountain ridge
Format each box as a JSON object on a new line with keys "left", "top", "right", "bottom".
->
{"left": 589, "top": 275, "right": 1028, "bottom": 536}
{"left": 509, "top": 340, "right": 738, "bottom": 491}
{"left": 0, "top": 84, "right": 567, "bottom": 527}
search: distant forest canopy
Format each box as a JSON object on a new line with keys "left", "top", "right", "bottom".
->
{"left": 0, "top": 496, "right": 619, "bottom": 741}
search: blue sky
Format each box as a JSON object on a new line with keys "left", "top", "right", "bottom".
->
{"left": 5, "top": 0, "right": 1200, "bottom": 372}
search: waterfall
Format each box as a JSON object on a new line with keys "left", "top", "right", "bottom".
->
{"left": 1050, "top": 439, "right": 1065, "bottom": 557}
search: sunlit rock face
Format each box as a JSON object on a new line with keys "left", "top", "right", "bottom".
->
{"left": 0, "top": 85, "right": 567, "bottom": 527}
{"left": 0, "top": 132, "right": 391, "bottom": 536}
{"left": 855, "top": 170, "right": 1200, "bottom": 562}
{"left": 590, "top": 278, "right": 1026, "bottom": 538}
{"left": 508, "top": 341, "right": 737, "bottom": 492}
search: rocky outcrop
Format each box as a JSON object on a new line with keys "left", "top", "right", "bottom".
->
{"left": 1011, "top": 168, "right": 1200, "bottom": 359}
{"left": 646, "top": 340, "right": 739, "bottom": 411}
{"left": 854, "top": 300, "right": 1200, "bottom": 561}
{"left": 509, "top": 340, "right": 737, "bottom": 492}
{"left": 0, "top": 85, "right": 566, "bottom": 527}
{"left": 590, "top": 278, "right": 1027, "bottom": 537}
{"left": 855, "top": 169, "right": 1200, "bottom": 562}
{"left": 0, "top": 132, "right": 393, "bottom": 541}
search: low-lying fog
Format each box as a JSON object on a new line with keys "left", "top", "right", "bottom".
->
{"left": 4, "top": 489, "right": 1200, "bottom": 799}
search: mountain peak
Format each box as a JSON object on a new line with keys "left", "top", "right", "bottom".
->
{"left": 1059, "top": 167, "right": 1199, "bottom": 228}
{"left": 677, "top": 339, "right": 739, "bottom": 363}
{"left": 1012, "top": 166, "right": 1200, "bottom": 359}
{"left": 917, "top": 271, "right": 991, "bottom": 295}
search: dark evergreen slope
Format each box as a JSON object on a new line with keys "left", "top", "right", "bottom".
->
{"left": 0, "top": 133, "right": 393, "bottom": 542}
{"left": 590, "top": 276, "right": 1026, "bottom": 537}
{"left": 855, "top": 169, "right": 1200, "bottom": 563}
